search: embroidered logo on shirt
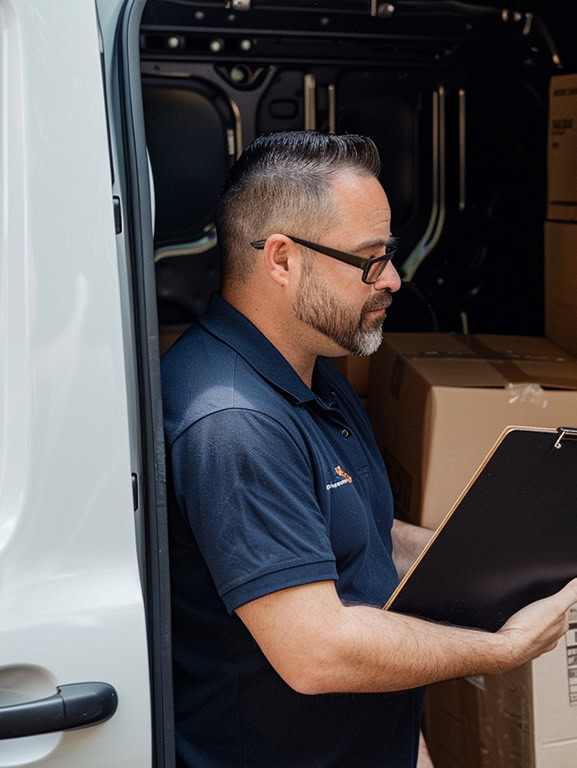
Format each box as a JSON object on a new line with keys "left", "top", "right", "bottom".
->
{"left": 326, "top": 465, "right": 353, "bottom": 490}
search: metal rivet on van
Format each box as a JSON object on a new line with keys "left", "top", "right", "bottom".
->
{"left": 230, "top": 66, "right": 247, "bottom": 82}
{"left": 194, "top": 10, "right": 205, "bottom": 20}
{"left": 167, "top": 36, "right": 181, "bottom": 49}
{"left": 377, "top": 3, "right": 395, "bottom": 17}
{"left": 240, "top": 39, "right": 252, "bottom": 51}
{"left": 210, "top": 39, "right": 224, "bottom": 53}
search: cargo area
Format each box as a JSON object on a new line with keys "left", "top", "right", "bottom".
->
{"left": 140, "top": 2, "right": 577, "bottom": 765}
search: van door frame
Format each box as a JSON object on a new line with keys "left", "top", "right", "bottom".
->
{"left": 115, "top": 1, "right": 175, "bottom": 766}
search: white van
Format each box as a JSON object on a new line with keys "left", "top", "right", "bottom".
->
{"left": 0, "top": 1, "right": 574, "bottom": 766}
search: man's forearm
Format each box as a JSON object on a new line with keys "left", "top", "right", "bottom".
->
{"left": 303, "top": 601, "right": 510, "bottom": 694}
{"left": 237, "top": 578, "right": 577, "bottom": 697}
{"left": 241, "top": 581, "right": 513, "bottom": 695}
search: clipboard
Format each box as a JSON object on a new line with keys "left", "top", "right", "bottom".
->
{"left": 385, "top": 426, "right": 577, "bottom": 632}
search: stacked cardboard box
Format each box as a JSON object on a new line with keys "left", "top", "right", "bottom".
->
{"left": 547, "top": 73, "right": 577, "bottom": 223}
{"left": 545, "top": 221, "right": 577, "bottom": 357}
{"left": 424, "top": 630, "right": 577, "bottom": 768}
{"left": 369, "top": 332, "right": 577, "bottom": 529}
{"left": 368, "top": 333, "right": 577, "bottom": 768}
{"left": 546, "top": 73, "right": 577, "bottom": 358}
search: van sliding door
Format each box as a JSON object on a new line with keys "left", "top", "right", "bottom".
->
{"left": 0, "top": 0, "right": 154, "bottom": 766}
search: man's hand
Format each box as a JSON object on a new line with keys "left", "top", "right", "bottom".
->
{"left": 496, "top": 577, "right": 577, "bottom": 670}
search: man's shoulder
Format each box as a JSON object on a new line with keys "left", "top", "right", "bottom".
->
{"left": 161, "top": 322, "right": 294, "bottom": 447}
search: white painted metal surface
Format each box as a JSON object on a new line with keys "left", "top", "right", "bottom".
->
{"left": 0, "top": 0, "right": 152, "bottom": 765}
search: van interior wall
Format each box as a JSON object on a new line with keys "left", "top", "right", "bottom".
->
{"left": 140, "top": 0, "right": 576, "bottom": 350}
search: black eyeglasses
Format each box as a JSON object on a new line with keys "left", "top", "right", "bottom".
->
{"left": 250, "top": 235, "right": 396, "bottom": 285}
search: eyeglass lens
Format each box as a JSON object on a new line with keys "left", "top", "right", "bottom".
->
{"left": 365, "top": 257, "right": 389, "bottom": 284}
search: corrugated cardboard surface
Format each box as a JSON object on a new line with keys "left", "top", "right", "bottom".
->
{"left": 424, "top": 665, "right": 534, "bottom": 768}
{"left": 425, "top": 619, "right": 577, "bottom": 768}
{"left": 368, "top": 333, "right": 577, "bottom": 529}
{"left": 533, "top": 611, "right": 577, "bottom": 768}
{"left": 370, "top": 333, "right": 577, "bottom": 768}
{"left": 545, "top": 221, "right": 577, "bottom": 357}
{"left": 548, "top": 73, "right": 577, "bottom": 221}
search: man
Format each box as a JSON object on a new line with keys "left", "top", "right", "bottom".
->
{"left": 162, "top": 131, "right": 577, "bottom": 767}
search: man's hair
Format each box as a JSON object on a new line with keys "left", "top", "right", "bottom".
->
{"left": 215, "top": 131, "right": 381, "bottom": 283}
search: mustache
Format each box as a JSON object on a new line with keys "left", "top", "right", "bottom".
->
{"left": 363, "top": 291, "right": 393, "bottom": 313}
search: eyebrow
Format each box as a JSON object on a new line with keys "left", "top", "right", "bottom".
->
{"left": 352, "top": 234, "right": 397, "bottom": 254}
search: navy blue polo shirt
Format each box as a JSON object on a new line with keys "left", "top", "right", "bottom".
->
{"left": 162, "top": 294, "right": 424, "bottom": 768}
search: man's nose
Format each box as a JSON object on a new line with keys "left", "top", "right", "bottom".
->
{"left": 373, "top": 260, "right": 401, "bottom": 293}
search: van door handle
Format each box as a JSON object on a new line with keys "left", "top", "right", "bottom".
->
{"left": 0, "top": 682, "right": 118, "bottom": 739}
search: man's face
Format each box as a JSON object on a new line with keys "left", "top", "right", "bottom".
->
{"left": 294, "top": 258, "right": 391, "bottom": 356}
{"left": 292, "top": 172, "right": 400, "bottom": 357}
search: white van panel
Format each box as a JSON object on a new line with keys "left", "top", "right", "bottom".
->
{"left": 0, "top": 1, "right": 151, "bottom": 765}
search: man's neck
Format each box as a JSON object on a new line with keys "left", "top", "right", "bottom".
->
{"left": 221, "top": 286, "right": 317, "bottom": 389}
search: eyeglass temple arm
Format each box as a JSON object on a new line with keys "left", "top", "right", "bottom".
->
{"left": 287, "top": 236, "right": 366, "bottom": 269}
{"left": 250, "top": 236, "right": 365, "bottom": 270}
{"left": 250, "top": 236, "right": 392, "bottom": 273}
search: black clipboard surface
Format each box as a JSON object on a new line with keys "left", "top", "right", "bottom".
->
{"left": 385, "top": 426, "right": 577, "bottom": 632}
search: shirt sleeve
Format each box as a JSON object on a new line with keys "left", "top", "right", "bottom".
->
{"left": 170, "top": 408, "right": 338, "bottom": 613}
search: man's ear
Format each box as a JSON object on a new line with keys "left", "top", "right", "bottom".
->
{"left": 261, "top": 234, "right": 298, "bottom": 287}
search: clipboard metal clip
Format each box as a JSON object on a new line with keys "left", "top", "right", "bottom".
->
{"left": 554, "top": 427, "right": 577, "bottom": 450}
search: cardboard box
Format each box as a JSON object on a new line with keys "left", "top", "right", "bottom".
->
{"left": 370, "top": 333, "right": 577, "bottom": 767}
{"left": 545, "top": 221, "right": 577, "bottom": 357}
{"left": 424, "top": 608, "right": 577, "bottom": 768}
{"left": 548, "top": 73, "right": 577, "bottom": 221}
{"left": 424, "top": 664, "right": 534, "bottom": 768}
{"left": 329, "top": 355, "right": 372, "bottom": 396}
{"left": 368, "top": 333, "right": 577, "bottom": 529}
{"left": 159, "top": 324, "right": 191, "bottom": 356}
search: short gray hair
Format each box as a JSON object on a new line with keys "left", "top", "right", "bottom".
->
{"left": 215, "top": 131, "right": 381, "bottom": 283}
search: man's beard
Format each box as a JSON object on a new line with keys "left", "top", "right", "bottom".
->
{"left": 293, "top": 262, "right": 392, "bottom": 357}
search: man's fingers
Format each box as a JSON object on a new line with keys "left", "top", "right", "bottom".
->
{"left": 528, "top": 577, "right": 577, "bottom": 617}
{"left": 550, "top": 577, "right": 577, "bottom": 613}
{"left": 559, "top": 576, "right": 577, "bottom": 600}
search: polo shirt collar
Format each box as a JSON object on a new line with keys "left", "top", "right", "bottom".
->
{"left": 199, "top": 293, "right": 318, "bottom": 405}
